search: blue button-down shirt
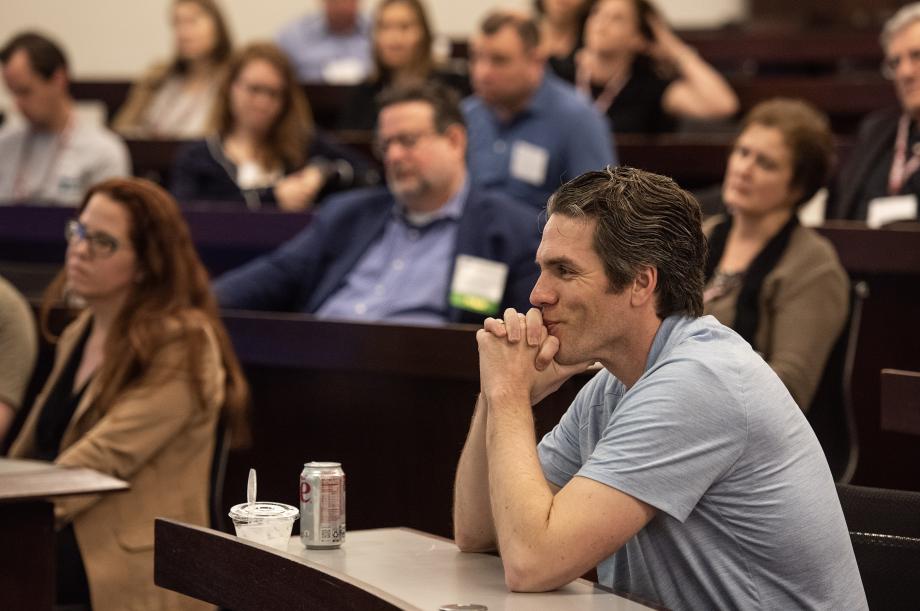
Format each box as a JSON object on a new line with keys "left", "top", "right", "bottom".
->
{"left": 462, "top": 71, "right": 617, "bottom": 210}
{"left": 276, "top": 12, "right": 372, "bottom": 83}
{"left": 315, "top": 180, "right": 469, "bottom": 324}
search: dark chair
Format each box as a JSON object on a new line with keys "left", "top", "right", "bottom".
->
{"left": 836, "top": 483, "right": 920, "bottom": 611}
{"left": 807, "top": 280, "right": 868, "bottom": 483}
{"left": 209, "top": 412, "right": 232, "bottom": 533}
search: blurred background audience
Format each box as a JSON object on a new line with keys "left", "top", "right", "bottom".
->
{"left": 337, "top": 0, "right": 468, "bottom": 131}
{"left": 170, "top": 42, "right": 374, "bottom": 210}
{"left": 113, "top": 0, "right": 234, "bottom": 139}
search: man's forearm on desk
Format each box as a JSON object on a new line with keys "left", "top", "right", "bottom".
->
{"left": 453, "top": 393, "right": 497, "bottom": 552}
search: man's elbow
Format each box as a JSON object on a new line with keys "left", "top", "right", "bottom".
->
{"left": 453, "top": 528, "right": 496, "bottom": 553}
{"left": 502, "top": 558, "right": 568, "bottom": 593}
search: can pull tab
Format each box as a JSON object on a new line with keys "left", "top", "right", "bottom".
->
{"left": 247, "top": 468, "right": 257, "bottom": 506}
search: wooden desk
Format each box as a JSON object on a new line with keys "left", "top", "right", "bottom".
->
{"left": 880, "top": 369, "right": 920, "bottom": 437}
{"left": 154, "top": 520, "right": 654, "bottom": 610}
{"left": 816, "top": 224, "right": 920, "bottom": 490}
{"left": 0, "top": 204, "right": 311, "bottom": 291}
{"left": 730, "top": 76, "right": 896, "bottom": 134}
{"left": 0, "top": 458, "right": 128, "bottom": 611}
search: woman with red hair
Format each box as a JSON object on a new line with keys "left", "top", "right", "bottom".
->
{"left": 9, "top": 177, "right": 248, "bottom": 610}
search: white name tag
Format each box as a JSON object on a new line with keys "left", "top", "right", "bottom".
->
{"left": 449, "top": 255, "right": 509, "bottom": 315}
{"left": 510, "top": 140, "right": 549, "bottom": 187}
{"left": 867, "top": 195, "right": 918, "bottom": 228}
{"left": 323, "top": 58, "right": 367, "bottom": 84}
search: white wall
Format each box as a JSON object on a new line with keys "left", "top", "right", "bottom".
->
{"left": 0, "top": 0, "right": 745, "bottom": 108}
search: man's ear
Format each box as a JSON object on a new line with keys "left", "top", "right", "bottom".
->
{"left": 445, "top": 123, "right": 467, "bottom": 153}
{"left": 631, "top": 266, "right": 658, "bottom": 307}
{"left": 50, "top": 67, "right": 68, "bottom": 94}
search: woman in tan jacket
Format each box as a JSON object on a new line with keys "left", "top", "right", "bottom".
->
{"left": 704, "top": 99, "right": 848, "bottom": 410}
{"left": 9, "top": 177, "right": 247, "bottom": 610}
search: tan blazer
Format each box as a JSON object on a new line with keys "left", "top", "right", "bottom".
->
{"left": 703, "top": 216, "right": 849, "bottom": 409}
{"left": 10, "top": 311, "right": 224, "bottom": 611}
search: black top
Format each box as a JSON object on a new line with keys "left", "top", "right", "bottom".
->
{"left": 552, "top": 54, "right": 676, "bottom": 134}
{"left": 851, "top": 119, "right": 920, "bottom": 220}
{"left": 35, "top": 322, "right": 93, "bottom": 462}
{"left": 169, "top": 131, "right": 380, "bottom": 209}
{"left": 336, "top": 67, "right": 471, "bottom": 131}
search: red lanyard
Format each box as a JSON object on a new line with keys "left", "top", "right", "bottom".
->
{"left": 887, "top": 114, "right": 920, "bottom": 195}
{"left": 12, "top": 112, "right": 74, "bottom": 201}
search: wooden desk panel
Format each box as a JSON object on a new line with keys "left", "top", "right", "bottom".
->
{"left": 880, "top": 369, "right": 920, "bottom": 437}
{"left": 154, "top": 521, "right": 654, "bottom": 610}
{"left": 0, "top": 459, "right": 127, "bottom": 611}
{"left": 0, "top": 204, "right": 311, "bottom": 279}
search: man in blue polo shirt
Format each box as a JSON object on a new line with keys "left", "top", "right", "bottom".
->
{"left": 276, "top": 0, "right": 371, "bottom": 83}
{"left": 462, "top": 11, "right": 616, "bottom": 210}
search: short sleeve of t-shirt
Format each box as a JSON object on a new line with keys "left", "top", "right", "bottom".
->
{"left": 539, "top": 358, "right": 748, "bottom": 523}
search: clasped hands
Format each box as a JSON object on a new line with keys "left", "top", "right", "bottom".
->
{"left": 477, "top": 307, "right": 590, "bottom": 406}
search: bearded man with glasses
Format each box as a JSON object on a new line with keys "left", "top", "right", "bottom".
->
{"left": 214, "top": 81, "right": 541, "bottom": 324}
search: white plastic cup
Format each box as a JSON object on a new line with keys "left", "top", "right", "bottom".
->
{"left": 229, "top": 502, "right": 299, "bottom": 551}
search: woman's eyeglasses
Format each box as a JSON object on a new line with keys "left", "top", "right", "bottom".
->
{"left": 65, "top": 220, "right": 122, "bottom": 258}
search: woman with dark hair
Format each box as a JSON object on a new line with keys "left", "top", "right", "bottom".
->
{"left": 704, "top": 98, "right": 848, "bottom": 410}
{"left": 9, "top": 177, "right": 248, "bottom": 610}
{"left": 534, "top": 0, "right": 595, "bottom": 73}
{"left": 171, "top": 42, "right": 374, "bottom": 210}
{"left": 558, "top": 0, "right": 737, "bottom": 133}
{"left": 337, "top": 0, "right": 468, "bottom": 131}
{"left": 114, "top": 0, "right": 233, "bottom": 138}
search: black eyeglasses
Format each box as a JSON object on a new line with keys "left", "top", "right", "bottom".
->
{"left": 373, "top": 129, "right": 438, "bottom": 157}
{"left": 882, "top": 48, "right": 920, "bottom": 79}
{"left": 65, "top": 219, "right": 122, "bottom": 258}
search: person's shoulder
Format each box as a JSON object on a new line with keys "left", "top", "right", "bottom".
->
{"left": 0, "top": 276, "right": 32, "bottom": 319}
{"left": 156, "top": 310, "right": 220, "bottom": 352}
{"left": 659, "top": 315, "right": 751, "bottom": 370}
{"left": 355, "top": 12, "right": 372, "bottom": 35}
{"left": 135, "top": 60, "right": 174, "bottom": 90}
{"left": 784, "top": 224, "right": 844, "bottom": 267}
{"left": 702, "top": 213, "right": 727, "bottom": 236}
{"left": 176, "top": 138, "right": 212, "bottom": 158}
{"left": 540, "top": 72, "right": 607, "bottom": 129}
{"left": 317, "top": 185, "right": 393, "bottom": 218}
{"left": 173, "top": 138, "right": 219, "bottom": 173}
{"left": 75, "top": 117, "right": 128, "bottom": 155}
{"left": 646, "top": 316, "right": 754, "bottom": 401}
{"left": 541, "top": 72, "right": 590, "bottom": 109}
{"left": 856, "top": 106, "right": 901, "bottom": 140}
{"left": 465, "top": 188, "right": 539, "bottom": 224}
{"left": 277, "top": 12, "right": 317, "bottom": 41}
{"left": 0, "top": 120, "right": 28, "bottom": 146}
{"left": 460, "top": 93, "right": 486, "bottom": 115}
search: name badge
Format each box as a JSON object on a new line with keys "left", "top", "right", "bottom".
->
{"left": 449, "top": 255, "right": 509, "bottom": 315}
{"left": 510, "top": 140, "right": 549, "bottom": 187}
{"left": 323, "top": 58, "right": 367, "bottom": 84}
{"left": 866, "top": 195, "right": 918, "bottom": 228}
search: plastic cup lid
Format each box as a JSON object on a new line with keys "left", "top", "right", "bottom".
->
{"left": 229, "top": 502, "right": 299, "bottom": 522}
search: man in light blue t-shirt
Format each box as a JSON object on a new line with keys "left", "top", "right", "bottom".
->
{"left": 453, "top": 166, "right": 867, "bottom": 610}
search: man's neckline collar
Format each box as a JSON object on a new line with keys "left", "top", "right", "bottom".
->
{"left": 395, "top": 177, "right": 469, "bottom": 227}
